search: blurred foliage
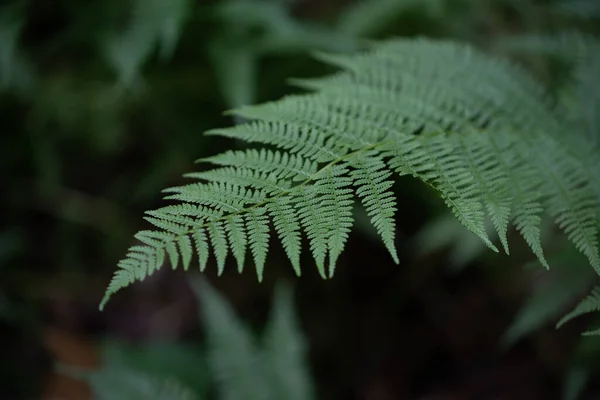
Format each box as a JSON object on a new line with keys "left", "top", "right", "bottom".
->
{"left": 62, "top": 278, "right": 311, "bottom": 400}
{"left": 191, "top": 278, "right": 314, "bottom": 400}
{"left": 1, "top": 0, "right": 600, "bottom": 399}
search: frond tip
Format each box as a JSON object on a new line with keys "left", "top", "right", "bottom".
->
{"left": 100, "top": 37, "right": 600, "bottom": 311}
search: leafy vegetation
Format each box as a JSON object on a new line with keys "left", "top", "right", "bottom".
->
{"left": 101, "top": 35, "right": 600, "bottom": 331}
{"left": 2, "top": 0, "right": 600, "bottom": 399}
{"left": 63, "top": 279, "right": 312, "bottom": 400}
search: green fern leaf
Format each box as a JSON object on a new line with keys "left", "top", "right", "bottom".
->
{"left": 100, "top": 37, "right": 600, "bottom": 311}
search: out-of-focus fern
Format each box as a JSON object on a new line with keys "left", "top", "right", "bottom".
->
{"left": 63, "top": 279, "right": 312, "bottom": 399}
{"left": 209, "top": 0, "right": 358, "bottom": 109}
{"left": 0, "top": 5, "right": 34, "bottom": 95}
{"left": 503, "top": 251, "right": 596, "bottom": 346}
{"left": 552, "top": 0, "right": 600, "bottom": 20}
{"left": 262, "top": 284, "right": 315, "bottom": 400}
{"left": 563, "top": 366, "right": 590, "bottom": 400}
{"left": 557, "top": 286, "right": 600, "bottom": 335}
{"left": 100, "top": 37, "right": 600, "bottom": 336}
{"left": 61, "top": 340, "right": 205, "bottom": 400}
{"left": 413, "top": 213, "right": 501, "bottom": 271}
{"left": 191, "top": 277, "right": 315, "bottom": 400}
{"left": 336, "top": 0, "right": 443, "bottom": 37}
{"left": 103, "top": 0, "right": 190, "bottom": 89}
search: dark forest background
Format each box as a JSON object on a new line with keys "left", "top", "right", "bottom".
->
{"left": 1, "top": 0, "right": 599, "bottom": 399}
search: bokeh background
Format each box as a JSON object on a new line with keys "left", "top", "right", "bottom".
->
{"left": 2, "top": 0, "right": 600, "bottom": 399}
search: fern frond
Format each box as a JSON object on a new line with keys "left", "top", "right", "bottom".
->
{"left": 557, "top": 285, "right": 600, "bottom": 335}
{"left": 190, "top": 278, "right": 314, "bottom": 400}
{"left": 100, "top": 37, "right": 600, "bottom": 310}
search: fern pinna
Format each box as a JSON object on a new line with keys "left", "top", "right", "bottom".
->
{"left": 100, "top": 38, "right": 600, "bottom": 319}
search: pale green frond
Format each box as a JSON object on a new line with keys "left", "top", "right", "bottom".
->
{"left": 101, "top": 37, "right": 600, "bottom": 317}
